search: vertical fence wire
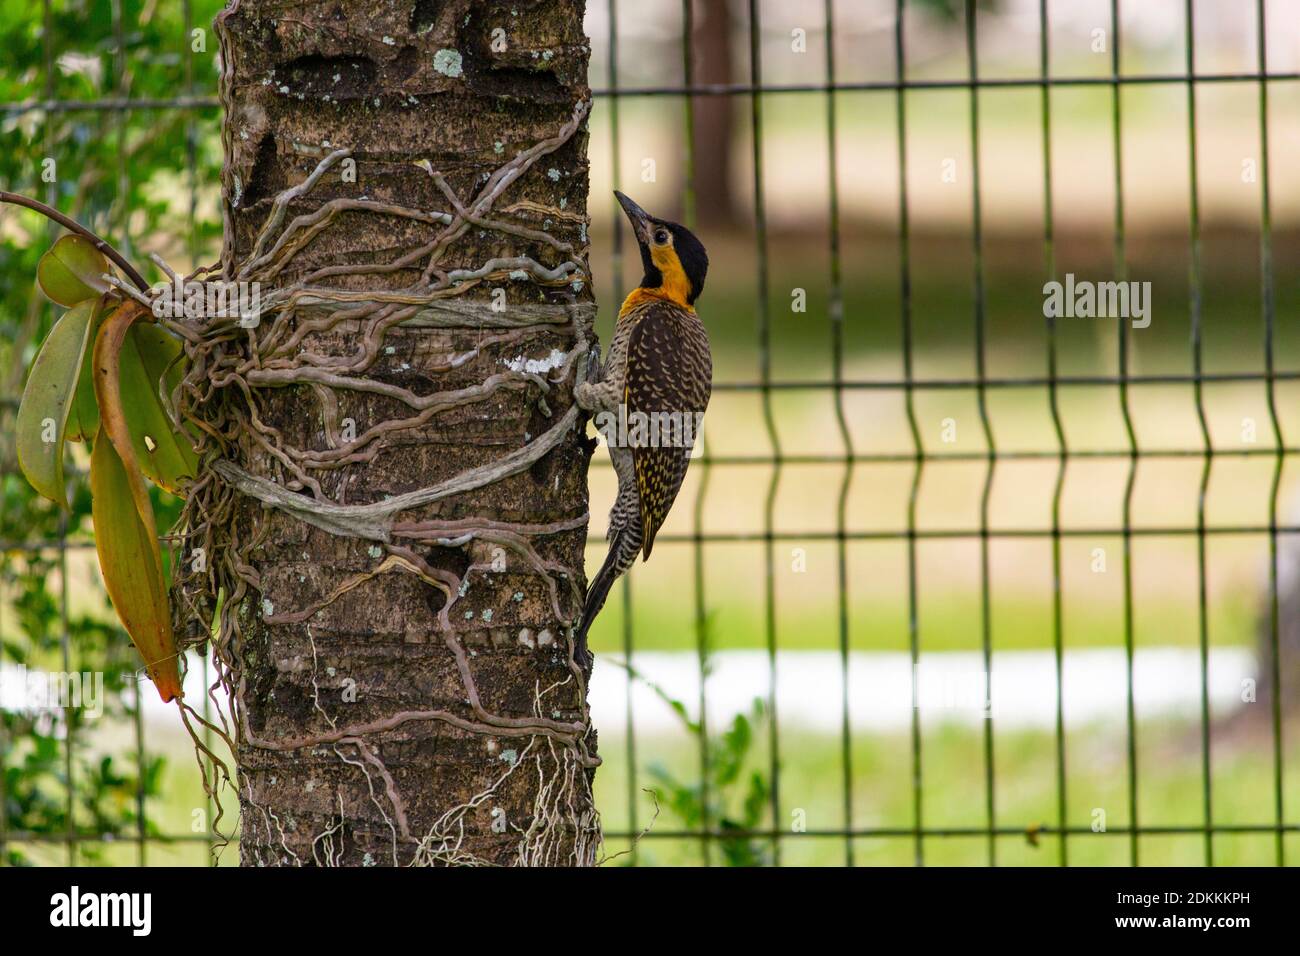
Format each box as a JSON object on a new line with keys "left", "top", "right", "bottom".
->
{"left": 1109, "top": 0, "right": 1142, "bottom": 869}
{"left": 679, "top": 0, "right": 717, "bottom": 870}
{"left": 1257, "top": 0, "right": 1287, "bottom": 870}
{"left": 893, "top": 0, "right": 926, "bottom": 868}
{"left": 602, "top": 0, "right": 642, "bottom": 868}
{"left": 745, "top": 0, "right": 783, "bottom": 868}
{"left": 1038, "top": 0, "right": 1069, "bottom": 869}
{"left": 39, "top": 0, "right": 79, "bottom": 869}
{"left": 824, "top": 0, "right": 855, "bottom": 868}
{"left": 1182, "top": 0, "right": 1214, "bottom": 869}
{"left": 964, "top": 0, "right": 998, "bottom": 868}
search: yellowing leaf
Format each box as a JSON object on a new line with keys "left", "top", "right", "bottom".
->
{"left": 37, "top": 234, "right": 111, "bottom": 307}
{"left": 93, "top": 303, "right": 154, "bottom": 526}
{"left": 90, "top": 430, "right": 182, "bottom": 703}
{"left": 16, "top": 298, "right": 102, "bottom": 505}
{"left": 92, "top": 301, "right": 197, "bottom": 496}
{"left": 119, "top": 323, "right": 198, "bottom": 493}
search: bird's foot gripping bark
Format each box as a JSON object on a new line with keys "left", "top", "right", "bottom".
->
{"left": 574, "top": 346, "right": 605, "bottom": 413}
{"left": 575, "top": 380, "right": 622, "bottom": 415}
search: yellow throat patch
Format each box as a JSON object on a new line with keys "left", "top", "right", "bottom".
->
{"left": 618, "top": 234, "right": 697, "bottom": 316}
{"left": 643, "top": 242, "right": 694, "bottom": 309}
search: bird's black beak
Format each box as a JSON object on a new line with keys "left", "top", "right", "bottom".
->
{"left": 614, "top": 190, "right": 652, "bottom": 243}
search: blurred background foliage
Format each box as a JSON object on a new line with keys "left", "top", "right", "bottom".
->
{"left": 2, "top": 0, "right": 1299, "bottom": 865}
{"left": 1, "top": 0, "right": 222, "bottom": 865}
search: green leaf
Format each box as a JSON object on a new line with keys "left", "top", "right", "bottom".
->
{"left": 90, "top": 431, "right": 182, "bottom": 703}
{"left": 116, "top": 323, "right": 197, "bottom": 494}
{"left": 69, "top": 329, "right": 101, "bottom": 441}
{"left": 36, "top": 234, "right": 111, "bottom": 307}
{"left": 68, "top": 299, "right": 108, "bottom": 442}
{"left": 16, "top": 298, "right": 100, "bottom": 505}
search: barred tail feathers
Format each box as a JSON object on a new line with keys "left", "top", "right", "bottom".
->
{"left": 575, "top": 523, "right": 641, "bottom": 663}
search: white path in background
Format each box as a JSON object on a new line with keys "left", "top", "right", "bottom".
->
{"left": 586, "top": 647, "right": 1258, "bottom": 735}
{"left": 2, "top": 647, "right": 1257, "bottom": 734}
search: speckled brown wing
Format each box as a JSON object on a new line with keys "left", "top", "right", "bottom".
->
{"left": 623, "top": 300, "right": 712, "bottom": 559}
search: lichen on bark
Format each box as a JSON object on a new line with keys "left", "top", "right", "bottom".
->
{"left": 175, "top": 0, "right": 600, "bottom": 866}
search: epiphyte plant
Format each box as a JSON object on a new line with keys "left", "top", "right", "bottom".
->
{"left": 5, "top": 191, "right": 196, "bottom": 703}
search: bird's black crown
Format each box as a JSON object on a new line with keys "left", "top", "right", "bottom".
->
{"left": 662, "top": 221, "right": 709, "bottom": 305}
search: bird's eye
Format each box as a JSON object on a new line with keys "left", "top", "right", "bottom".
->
{"left": 654, "top": 229, "right": 669, "bottom": 245}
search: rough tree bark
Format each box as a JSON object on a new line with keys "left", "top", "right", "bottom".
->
{"left": 203, "top": 0, "right": 599, "bottom": 866}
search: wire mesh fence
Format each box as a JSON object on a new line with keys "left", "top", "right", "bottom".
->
{"left": 1, "top": 0, "right": 1297, "bottom": 866}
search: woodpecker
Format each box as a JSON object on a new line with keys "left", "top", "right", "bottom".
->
{"left": 574, "top": 191, "right": 712, "bottom": 664}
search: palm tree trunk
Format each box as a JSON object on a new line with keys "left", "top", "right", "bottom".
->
{"left": 202, "top": 0, "right": 599, "bottom": 866}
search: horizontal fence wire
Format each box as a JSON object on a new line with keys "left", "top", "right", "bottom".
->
{"left": 6, "top": 68, "right": 1300, "bottom": 114}
{"left": 1, "top": 0, "right": 1296, "bottom": 866}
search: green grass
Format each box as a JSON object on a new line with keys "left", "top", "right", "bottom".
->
{"left": 20, "top": 711, "right": 1293, "bottom": 868}
{"left": 595, "top": 719, "right": 1300, "bottom": 867}
{"left": 587, "top": 590, "right": 1261, "bottom": 655}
